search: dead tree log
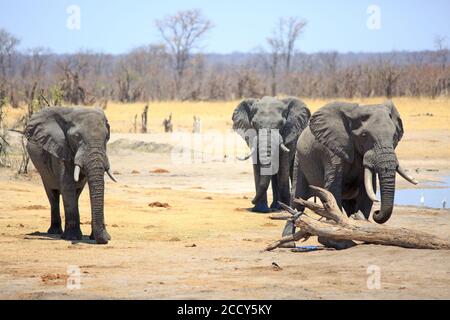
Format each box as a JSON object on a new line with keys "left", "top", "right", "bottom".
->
{"left": 265, "top": 186, "right": 450, "bottom": 251}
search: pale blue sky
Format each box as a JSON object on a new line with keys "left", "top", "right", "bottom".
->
{"left": 1, "top": 0, "right": 449, "bottom": 54}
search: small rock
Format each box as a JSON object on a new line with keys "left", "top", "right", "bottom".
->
{"left": 272, "top": 262, "right": 283, "bottom": 271}
{"left": 148, "top": 202, "right": 170, "bottom": 208}
{"left": 150, "top": 168, "right": 170, "bottom": 173}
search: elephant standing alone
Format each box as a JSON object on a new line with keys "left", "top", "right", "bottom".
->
{"left": 25, "top": 107, "right": 117, "bottom": 244}
{"left": 232, "top": 97, "right": 311, "bottom": 213}
{"left": 291, "top": 101, "right": 418, "bottom": 224}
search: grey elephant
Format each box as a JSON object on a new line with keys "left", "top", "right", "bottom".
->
{"left": 232, "top": 97, "right": 311, "bottom": 213}
{"left": 25, "top": 107, "right": 117, "bottom": 244}
{"left": 291, "top": 100, "right": 418, "bottom": 225}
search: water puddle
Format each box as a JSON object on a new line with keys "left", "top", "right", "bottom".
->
{"left": 395, "top": 177, "right": 449, "bottom": 209}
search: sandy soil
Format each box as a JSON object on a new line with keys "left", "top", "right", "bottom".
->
{"left": 0, "top": 98, "right": 449, "bottom": 299}
{"left": 0, "top": 131, "right": 448, "bottom": 300}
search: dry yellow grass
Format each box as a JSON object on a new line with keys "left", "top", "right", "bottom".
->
{"left": 3, "top": 97, "right": 449, "bottom": 159}
{"left": 103, "top": 97, "right": 450, "bottom": 133}
{"left": 3, "top": 97, "right": 449, "bottom": 133}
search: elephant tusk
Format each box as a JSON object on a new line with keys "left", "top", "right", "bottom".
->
{"left": 364, "top": 168, "right": 379, "bottom": 202}
{"left": 397, "top": 165, "right": 418, "bottom": 185}
{"left": 237, "top": 136, "right": 257, "bottom": 161}
{"left": 74, "top": 165, "right": 81, "bottom": 182}
{"left": 278, "top": 133, "right": 290, "bottom": 152}
{"left": 280, "top": 143, "right": 290, "bottom": 153}
{"left": 106, "top": 169, "right": 118, "bottom": 183}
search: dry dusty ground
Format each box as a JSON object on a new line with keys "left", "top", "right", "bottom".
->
{"left": 0, "top": 98, "right": 449, "bottom": 299}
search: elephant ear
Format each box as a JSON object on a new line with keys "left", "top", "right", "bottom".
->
{"left": 384, "top": 100, "right": 404, "bottom": 147}
{"left": 25, "top": 107, "right": 72, "bottom": 161}
{"left": 232, "top": 99, "right": 257, "bottom": 146}
{"left": 281, "top": 97, "right": 311, "bottom": 145}
{"left": 309, "top": 102, "right": 358, "bottom": 163}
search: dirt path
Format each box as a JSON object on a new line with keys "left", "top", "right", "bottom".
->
{"left": 0, "top": 131, "right": 449, "bottom": 299}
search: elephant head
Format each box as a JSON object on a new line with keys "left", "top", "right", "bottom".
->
{"left": 232, "top": 97, "right": 311, "bottom": 205}
{"left": 25, "top": 107, "right": 116, "bottom": 244}
{"left": 309, "top": 101, "right": 417, "bottom": 224}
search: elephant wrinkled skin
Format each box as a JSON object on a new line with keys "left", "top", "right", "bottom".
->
{"left": 25, "top": 107, "right": 116, "bottom": 244}
{"left": 232, "top": 96, "right": 311, "bottom": 213}
{"left": 292, "top": 101, "right": 418, "bottom": 227}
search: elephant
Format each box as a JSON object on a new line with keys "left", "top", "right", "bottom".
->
{"left": 232, "top": 96, "right": 311, "bottom": 213}
{"left": 25, "top": 107, "right": 117, "bottom": 244}
{"left": 291, "top": 100, "right": 418, "bottom": 226}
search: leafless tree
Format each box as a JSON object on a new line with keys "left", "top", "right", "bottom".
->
{"left": 0, "top": 29, "right": 20, "bottom": 107}
{"left": 265, "top": 17, "right": 306, "bottom": 95}
{"left": 155, "top": 9, "right": 213, "bottom": 98}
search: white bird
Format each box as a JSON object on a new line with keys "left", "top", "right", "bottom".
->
{"left": 420, "top": 194, "right": 425, "bottom": 206}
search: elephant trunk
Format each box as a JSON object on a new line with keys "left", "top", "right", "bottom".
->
{"left": 86, "top": 152, "right": 109, "bottom": 244}
{"left": 252, "top": 132, "right": 273, "bottom": 205}
{"left": 372, "top": 148, "right": 398, "bottom": 224}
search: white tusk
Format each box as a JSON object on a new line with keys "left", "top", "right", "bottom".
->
{"left": 106, "top": 169, "right": 118, "bottom": 183}
{"left": 397, "top": 165, "right": 418, "bottom": 185}
{"left": 280, "top": 143, "right": 290, "bottom": 153}
{"left": 237, "top": 136, "right": 257, "bottom": 161}
{"left": 364, "top": 168, "right": 379, "bottom": 202}
{"left": 74, "top": 165, "right": 81, "bottom": 182}
{"left": 278, "top": 133, "right": 290, "bottom": 152}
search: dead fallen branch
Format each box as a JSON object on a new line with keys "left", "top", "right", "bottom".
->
{"left": 265, "top": 186, "right": 450, "bottom": 251}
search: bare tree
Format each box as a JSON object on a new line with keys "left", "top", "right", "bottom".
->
{"left": 155, "top": 9, "right": 213, "bottom": 98}
{"left": 266, "top": 38, "right": 282, "bottom": 96}
{"left": 266, "top": 17, "right": 307, "bottom": 95}
{"left": 0, "top": 29, "right": 20, "bottom": 107}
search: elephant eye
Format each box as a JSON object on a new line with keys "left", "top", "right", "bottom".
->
{"left": 73, "top": 133, "right": 82, "bottom": 141}
{"left": 361, "top": 131, "right": 368, "bottom": 138}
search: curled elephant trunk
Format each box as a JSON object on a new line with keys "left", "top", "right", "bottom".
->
{"left": 86, "top": 158, "right": 109, "bottom": 244}
{"left": 372, "top": 149, "right": 398, "bottom": 224}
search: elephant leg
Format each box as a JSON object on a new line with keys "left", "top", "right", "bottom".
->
{"left": 318, "top": 165, "right": 357, "bottom": 249}
{"left": 342, "top": 199, "right": 357, "bottom": 217}
{"left": 270, "top": 174, "right": 282, "bottom": 211}
{"left": 252, "top": 164, "right": 270, "bottom": 213}
{"left": 276, "top": 151, "right": 291, "bottom": 208}
{"left": 44, "top": 186, "right": 62, "bottom": 234}
{"left": 324, "top": 167, "right": 343, "bottom": 210}
{"left": 61, "top": 186, "right": 82, "bottom": 241}
{"left": 291, "top": 169, "right": 310, "bottom": 211}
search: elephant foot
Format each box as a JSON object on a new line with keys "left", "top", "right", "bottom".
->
{"left": 47, "top": 224, "right": 63, "bottom": 235}
{"left": 92, "top": 229, "right": 109, "bottom": 244}
{"left": 61, "top": 227, "right": 82, "bottom": 241}
{"left": 251, "top": 203, "right": 271, "bottom": 214}
{"left": 318, "top": 236, "right": 356, "bottom": 250}
{"left": 90, "top": 229, "right": 111, "bottom": 241}
{"left": 270, "top": 201, "right": 283, "bottom": 211}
